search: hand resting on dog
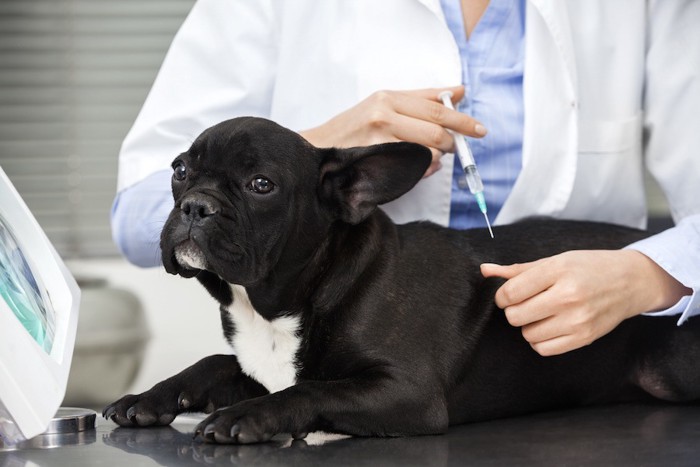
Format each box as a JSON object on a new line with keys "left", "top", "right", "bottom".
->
{"left": 482, "top": 251, "right": 692, "bottom": 356}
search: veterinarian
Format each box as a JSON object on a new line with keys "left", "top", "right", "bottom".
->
{"left": 112, "top": 0, "right": 699, "bottom": 356}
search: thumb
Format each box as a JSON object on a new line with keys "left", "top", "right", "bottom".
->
{"left": 480, "top": 262, "right": 536, "bottom": 280}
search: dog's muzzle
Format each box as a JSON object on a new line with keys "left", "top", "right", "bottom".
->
{"left": 166, "top": 192, "right": 223, "bottom": 273}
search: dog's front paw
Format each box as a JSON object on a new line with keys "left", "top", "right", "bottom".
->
{"left": 104, "top": 382, "right": 219, "bottom": 427}
{"left": 194, "top": 399, "right": 306, "bottom": 445}
{"left": 103, "top": 355, "right": 255, "bottom": 428}
{"left": 103, "top": 391, "right": 182, "bottom": 428}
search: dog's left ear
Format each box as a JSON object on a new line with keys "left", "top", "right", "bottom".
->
{"left": 318, "top": 142, "right": 432, "bottom": 224}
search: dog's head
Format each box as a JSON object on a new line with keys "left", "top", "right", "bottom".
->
{"left": 160, "top": 117, "right": 431, "bottom": 286}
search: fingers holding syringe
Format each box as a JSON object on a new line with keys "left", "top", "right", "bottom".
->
{"left": 392, "top": 88, "right": 488, "bottom": 141}
{"left": 391, "top": 89, "right": 488, "bottom": 176}
{"left": 387, "top": 113, "right": 453, "bottom": 176}
{"left": 353, "top": 86, "right": 489, "bottom": 153}
{"left": 387, "top": 93, "right": 487, "bottom": 175}
{"left": 298, "top": 86, "right": 487, "bottom": 176}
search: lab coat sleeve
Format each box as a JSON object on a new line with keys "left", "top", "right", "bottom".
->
{"left": 632, "top": 2, "right": 700, "bottom": 323}
{"left": 113, "top": 0, "right": 278, "bottom": 266}
{"left": 111, "top": 170, "right": 173, "bottom": 267}
{"left": 625, "top": 214, "right": 700, "bottom": 325}
{"left": 643, "top": 0, "right": 700, "bottom": 223}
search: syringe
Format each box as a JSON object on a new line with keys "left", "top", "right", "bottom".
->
{"left": 438, "top": 90, "right": 494, "bottom": 238}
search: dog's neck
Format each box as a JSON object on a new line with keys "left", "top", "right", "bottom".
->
{"left": 244, "top": 210, "right": 395, "bottom": 319}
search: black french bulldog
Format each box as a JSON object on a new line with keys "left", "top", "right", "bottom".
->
{"left": 104, "top": 117, "right": 700, "bottom": 444}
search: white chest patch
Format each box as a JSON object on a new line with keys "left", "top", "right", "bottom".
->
{"left": 226, "top": 285, "right": 301, "bottom": 393}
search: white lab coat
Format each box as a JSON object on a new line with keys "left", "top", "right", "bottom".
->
{"left": 117, "top": 0, "right": 700, "bottom": 228}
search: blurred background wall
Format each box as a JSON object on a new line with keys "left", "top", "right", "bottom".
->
{"left": 0, "top": 0, "right": 229, "bottom": 406}
{"left": 0, "top": 0, "right": 673, "bottom": 406}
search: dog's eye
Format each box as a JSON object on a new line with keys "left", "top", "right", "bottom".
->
{"left": 173, "top": 162, "right": 187, "bottom": 181}
{"left": 249, "top": 177, "right": 275, "bottom": 194}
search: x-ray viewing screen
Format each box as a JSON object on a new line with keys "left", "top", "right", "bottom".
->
{"left": 0, "top": 213, "right": 55, "bottom": 354}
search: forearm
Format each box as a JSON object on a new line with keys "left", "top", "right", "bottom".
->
{"left": 111, "top": 169, "right": 173, "bottom": 267}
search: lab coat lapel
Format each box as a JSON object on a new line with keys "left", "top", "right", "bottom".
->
{"left": 527, "top": 0, "right": 577, "bottom": 90}
{"left": 415, "top": 0, "right": 447, "bottom": 22}
{"left": 496, "top": 0, "right": 579, "bottom": 224}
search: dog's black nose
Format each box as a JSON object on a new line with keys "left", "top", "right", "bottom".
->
{"left": 181, "top": 196, "right": 219, "bottom": 221}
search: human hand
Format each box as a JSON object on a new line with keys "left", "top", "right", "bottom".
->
{"left": 480, "top": 250, "right": 692, "bottom": 356}
{"left": 299, "top": 86, "right": 488, "bottom": 177}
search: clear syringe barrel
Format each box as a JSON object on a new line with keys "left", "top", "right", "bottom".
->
{"left": 463, "top": 164, "right": 484, "bottom": 195}
{"left": 453, "top": 130, "right": 485, "bottom": 195}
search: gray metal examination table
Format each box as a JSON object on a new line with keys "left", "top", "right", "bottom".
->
{"left": 2, "top": 402, "right": 699, "bottom": 466}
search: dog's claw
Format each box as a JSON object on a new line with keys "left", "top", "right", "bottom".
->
{"left": 178, "top": 392, "right": 191, "bottom": 410}
{"left": 202, "top": 424, "right": 217, "bottom": 442}
{"left": 103, "top": 406, "right": 116, "bottom": 420}
{"left": 126, "top": 406, "right": 137, "bottom": 423}
{"left": 292, "top": 431, "right": 308, "bottom": 440}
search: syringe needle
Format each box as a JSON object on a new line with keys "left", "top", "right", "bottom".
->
{"left": 474, "top": 191, "right": 494, "bottom": 239}
{"left": 483, "top": 212, "right": 494, "bottom": 239}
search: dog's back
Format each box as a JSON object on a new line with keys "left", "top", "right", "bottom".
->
{"left": 389, "top": 218, "right": 700, "bottom": 423}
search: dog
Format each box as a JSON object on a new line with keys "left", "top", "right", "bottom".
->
{"left": 103, "top": 117, "right": 700, "bottom": 444}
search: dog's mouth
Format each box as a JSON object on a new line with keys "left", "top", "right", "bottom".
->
{"left": 162, "top": 214, "right": 251, "bottom": 284}
{"left": 173, "top": 239, "right": 209, "bottom": 272}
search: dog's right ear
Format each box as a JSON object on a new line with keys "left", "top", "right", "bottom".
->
{"left": 318, "top": 142, "right": 432, "bottom": 224}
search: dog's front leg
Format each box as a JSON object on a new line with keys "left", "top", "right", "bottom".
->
{"left": 194, "top": 372, "right": 448, "bottom": 444}
{"left": 103, "top": 354, "right": 267, "bottom": 427}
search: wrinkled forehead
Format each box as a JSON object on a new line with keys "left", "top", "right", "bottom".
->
{"left": 188, "top": 118, "right": 316, "bottom": 173}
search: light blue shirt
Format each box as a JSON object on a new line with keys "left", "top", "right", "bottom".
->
{"left": 440, "top": 0, "right": 525, "bottom": 230}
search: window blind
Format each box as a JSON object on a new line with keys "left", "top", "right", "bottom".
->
{"left": 0, "top": 0, "right": 195, "bottom": 258}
